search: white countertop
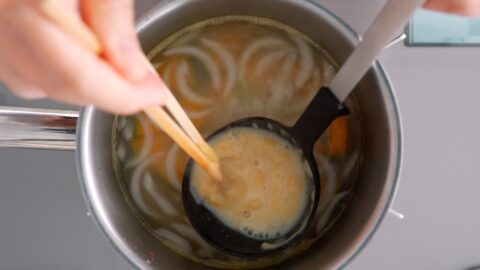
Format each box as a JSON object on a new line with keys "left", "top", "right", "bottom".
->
{"left": 0, "top": 0, "right": 479, "bottom": 269}
{"left": 321, "top": 1, "right": 480, "bottom": 269}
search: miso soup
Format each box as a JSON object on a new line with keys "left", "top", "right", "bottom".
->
{"left": 114, "top": 16, "right": 360, "bottom": 269}
{"left": 190, "top": 126, "right": 314, "bottom": 242}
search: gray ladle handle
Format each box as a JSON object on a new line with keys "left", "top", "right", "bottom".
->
{"left": 329, "top": 0, "right": 425, "bottom": 102}
{"left": 0, "top": 106, "right": 78, "bottom": 150}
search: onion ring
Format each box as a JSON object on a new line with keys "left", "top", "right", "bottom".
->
{"left": 164, "top": 46, "right": 221, "bottom": 90}
{"left": 201, "top": 38, "right": 236, "bottom": 97}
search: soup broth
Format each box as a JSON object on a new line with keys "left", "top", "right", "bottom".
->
{"left": 114, "top": 16, "right": 360, "bottom": 268}
{"left": 190, "top": 126, "right": 314, "bottom": 242}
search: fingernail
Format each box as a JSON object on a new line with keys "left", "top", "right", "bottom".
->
{"left": 136, "top": 72, "right": 167, "bottom": 106}
{"left": 118, "top": 37, "right": 150, "bottom": 81}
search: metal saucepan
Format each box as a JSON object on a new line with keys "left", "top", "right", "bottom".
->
{"left": 0, "top": 0, "right": 402, "bottom": 269}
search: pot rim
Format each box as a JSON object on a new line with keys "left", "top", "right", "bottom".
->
{"left": 77, "top": 0, "right": 403, "bottom": 269}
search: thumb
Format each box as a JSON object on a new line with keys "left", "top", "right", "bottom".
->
{"left": 80, "top": 0, "right": 150, "bottom": 82}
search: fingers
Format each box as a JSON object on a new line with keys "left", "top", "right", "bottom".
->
{"left": 80, "top": 0, "right": 151, "bottom": 82}
{"left": 28, "top": 10, "right": 166, "bottom": 113}
{"left": 0, "top": 65, "right": 46, "bottom": 99}
{"left": 3, "top": 83, "right": 47, "bottom": 100}
{"left": 0, "top": 1, "right": 166, "bottom": 114}
{"left": 424, "top": 0, "right": 480, "bottom": 16}
{"left": 0, "top": 19, "right": 47, "bottom": 100}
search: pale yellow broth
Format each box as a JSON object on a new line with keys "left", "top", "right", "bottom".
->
{"left": 190, "top": 127, "right": 312, "bottom": 240}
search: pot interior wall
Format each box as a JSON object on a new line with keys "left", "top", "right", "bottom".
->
{"left": 78, "top": 1, "right": 400, "bottom": 269}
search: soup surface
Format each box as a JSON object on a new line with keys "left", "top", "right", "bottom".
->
{"left": 114, "top": 16, "right": 360, "bottom": 268}
{"left": 190, "top": 126, "right": 313, "bottom": 241}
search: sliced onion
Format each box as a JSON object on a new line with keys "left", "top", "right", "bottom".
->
{"left": 154, "top": 228, "right": 192, "bottom": 253}
{"left": 185, "top": 107, "right": 215, "bottom": 120}
{"left": 127, "top": 114, "right": 153, "bottom": 168}
{"left": 270, "top": 52, "right": 297, "bottom": 105}
{"left": 316, "top": 155, "right": 337, "bottom": 215}
{"left": 323, "top": 60, "right": 336, "bottom": 84}
{"left": 279, "top": 52, "right": 297, "bottom": 94}
{"left": 341, "top": 152, "right": 359, "bottom": 179}
{"left": 200, "top": 38, "right": 236, "bottom": 97}
{"left": 171, "top": 223, "right": 214, "bottom": 257}
{"left": 315, "top": 191, "right": 349, "bottom": 233}
{"left": 196, "top": 249, "right": 213, "bottom": 258}
{"left": 292, "top": 36, "right": 314, "bottom": 89}
{"left": 255, "top": 50, "right": 287, "bottom": 76}
{"left": 116, "top": 143, "right": 126, "bottom": 164}
{"left": 144, "top": 173, "right": 178, "bottom": 217}
{"left": 129, "top": 153, "right": 163, "bottom": 219}
{"left": 171, "top": 222, "right": 205, "bottom": 245}
{"left": 117, "top": 117, "right": 127, "bottom": 129}
{"left": 164, "top": 46, "right": 221, "bottom": 90}
{"left": 122, "top": 121, "right": 135, "bottom": 141}
{"left": 239, "top": 36, "right": 290, "bottom": 80}
{"left": 165, "top": 145, "right": 182, "bottom": 192}
{"left": 171, "top": 30, "right": 199, "bottom": 47}
{"left": 177, "top": 61, "right": 212, "bottom": 105}
{"left": 161, "top": 63, "right": 173, "bottom": 88}
{"left": 152, "top": 62, "right": 163, "bottom": 70}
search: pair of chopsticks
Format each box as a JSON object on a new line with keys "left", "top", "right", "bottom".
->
{"left": 39, "top": 0, "right": 222, "bottom": 180}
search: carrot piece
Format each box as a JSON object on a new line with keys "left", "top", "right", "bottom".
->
{"left": 329, "top": 116, "right": 349, "bottom": 156}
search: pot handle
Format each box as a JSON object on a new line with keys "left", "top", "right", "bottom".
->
{"left": 0, "top": 106, "right": 78, "bottom": 151}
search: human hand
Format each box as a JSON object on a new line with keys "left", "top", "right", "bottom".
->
{"left": 0, "top": 0, "right": 166, "bottom": 114}
{"left": 424, "top": 0, "right": 480, "bottom": 16}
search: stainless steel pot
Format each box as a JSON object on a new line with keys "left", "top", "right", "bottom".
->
{"left": 0, "top": 0, "right": 402, "bottom": 269}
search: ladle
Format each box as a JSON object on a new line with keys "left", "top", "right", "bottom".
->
{"left": 183, "top": 0, "right": 425, "bottom": 257}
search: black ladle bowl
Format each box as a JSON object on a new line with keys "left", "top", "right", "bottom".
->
{"left": 182, "top": 87, "right": 348, "bottom": 257}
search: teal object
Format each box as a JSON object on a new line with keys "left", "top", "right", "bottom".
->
{"left": 408, "top": 9, "right": 480, "bottom": 45}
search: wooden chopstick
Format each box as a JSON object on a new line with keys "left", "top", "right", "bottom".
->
{"left": 39, "top": 0, "right": 222, "bottom": 180}
{"left": 143, "top": 62, "right": 219, "bottom": 163}
{"left": 164, "top": 90, "right": 219, "bottom": 163}
{"left": 143, "top": 107, "right": 221, "bottom": 180}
